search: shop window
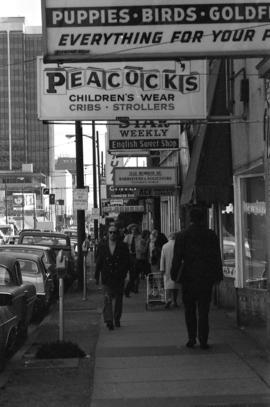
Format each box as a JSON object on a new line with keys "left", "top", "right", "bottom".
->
{"left": 222, "top": 203, "right": 236, "bottom": 278}
{"left": 241, "top": 176, "right": 267, "bottom": 289}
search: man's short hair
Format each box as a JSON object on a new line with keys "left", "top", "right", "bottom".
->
{"left": 190, "top": 207, "right": 204, "bottom": 224}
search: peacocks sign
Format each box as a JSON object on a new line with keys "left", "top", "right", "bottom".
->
{"left": 37, "top": 58, "right": 206, "bottom": 120}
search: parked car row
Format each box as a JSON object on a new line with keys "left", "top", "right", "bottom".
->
{"left": 0, "top": 230, "right": 78, "bottom": 371}
{"left": 0, "top": 255, "right": 36, "bottom": 371}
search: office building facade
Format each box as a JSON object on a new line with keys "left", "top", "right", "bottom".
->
{"left": 0, "top": 17, "right": 52, "bottom": 175}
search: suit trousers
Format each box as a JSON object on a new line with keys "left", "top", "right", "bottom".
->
{"left": 103, "top": 285, "right": 123, "bottom": 324}
{"left": 182, "top": 283, "right": 213, "bottom": 345}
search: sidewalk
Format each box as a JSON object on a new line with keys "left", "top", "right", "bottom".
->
{"left": 0, "top": 280, "right": 104, "bottom": 407}
{"left": 0, "top": 278, "right": 270, "bottom": 407}
{"left": 91, "top": 283, "right": 270, "bottom": 407}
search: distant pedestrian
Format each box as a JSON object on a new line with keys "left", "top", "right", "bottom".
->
{"left": 148, "top": 229, "right": 167, "bottom": 273}
{"left": 95, "top": 224, "right": 130, "bottom": 330}
{"left": 171, "top": 207, "right": 223, "bottom": 349}
{"left": 160, "top": 232, "right": 180, "bottom": 309}
{"left": 139, "top": 229, "right": 151, "bottom": 278}
{"left": 124, "top": 224, "right": 141, "bottom": 297}
{"left": 82, "top": 234, "right": 92, "bottom": 279}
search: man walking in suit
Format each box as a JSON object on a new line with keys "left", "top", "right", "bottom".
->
{"left": 171, "top": 207, "right": 223, "bottom": 349}
{"left": 95, "top": 223, "right": 130, "bottom": 330}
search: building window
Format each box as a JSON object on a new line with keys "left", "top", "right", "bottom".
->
{"left": 241, "top": 175, "right": 267, "bottom": 289}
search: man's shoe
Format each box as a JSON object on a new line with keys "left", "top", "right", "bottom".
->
{"left": 186, "top": 339, "right": 196, "bottom": 348}
{"left": 115, "top": 320, "right": 121, "bottom": 327}
{"left": 106, "top": 321, "right": 114, "bottom": 330}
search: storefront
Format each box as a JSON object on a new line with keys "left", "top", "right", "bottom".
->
{"left": 234, "top": 168, "right": 267, "bottom": 325}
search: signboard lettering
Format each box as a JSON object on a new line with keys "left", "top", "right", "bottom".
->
{"left": 42, "top": 0, "right": 270, "bottom": 60}
{"left": 108, "top": 119, "right": 180, "bottom": 151}
{"left": 114, "top": 167, "right": 177, "bottom": 187}
{"left": 37, "top": 58, "right": 206, "bottom": 120}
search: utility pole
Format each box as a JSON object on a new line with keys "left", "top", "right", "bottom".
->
{"left": 75, "top": 121, "right": 85, "bottom": 291}
{"left": 96, "top": 131, "right": 102, "bottom": 216}
{"left": 92, "top": 121, "right": 98, "bottom": 241}
{"left": 5, "top": 181, "right": 8, "bottom": 224}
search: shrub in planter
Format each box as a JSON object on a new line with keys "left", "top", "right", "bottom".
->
{"left": 36, "top": 341, "right": 86, "bottom": 359}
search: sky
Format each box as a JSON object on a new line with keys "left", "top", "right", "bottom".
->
{"left": 1, "top": 1, "right": 140, "bottom": 168}
{"left": 1, "top": 1, "right": 42, "bottom": 26}
{"left": 1, "top": 1, "right": 108, "bottom": 163}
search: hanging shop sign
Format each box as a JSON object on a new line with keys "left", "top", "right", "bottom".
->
{"left": 103, "top": 205, "right": 144, "bottom": 213}
{"left": 37, "top": 58, "right": 206, "bottom": 121}
{"left": 42, "top": 0, "right": 270, "bottom": 62}
{"left": 113, "top": 167, "right": 177, "bottom": 187}
{"left": 105, "top": 145, "right": 124, "bottom": 187}
{"left": 135, "top": 187, "right": 176, "bottom": 197}
{"left": 106, "top": 186, "right": 137, "bottom": 198}
{"left": 108, "top": 119, "right": 180, "bottom": 151}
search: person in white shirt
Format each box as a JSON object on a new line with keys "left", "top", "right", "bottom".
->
{"left": 160, "top": 232, "right": 181, "bottom": 309}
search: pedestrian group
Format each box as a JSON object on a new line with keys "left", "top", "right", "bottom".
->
{"left": 95, "top": 206, "right": 223, "bottom": 349}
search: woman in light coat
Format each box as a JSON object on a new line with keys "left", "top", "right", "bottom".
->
{"left": 160, "top": 232, "right": 181, "bottom": 308}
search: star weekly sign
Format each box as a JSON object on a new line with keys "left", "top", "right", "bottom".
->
{"left": 42, "top": 0, "right": 270, "bottom": 61}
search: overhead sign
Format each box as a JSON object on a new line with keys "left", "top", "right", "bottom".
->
{"left": 106, "top": 186, "right": 137, "bottom": 198}
{"left": 37, "top": 58, "right": 206, "bottom": 120}
{"left": 105, "top": 146, "right": 124, "bottom": 187}
{"left": 108, "top": 119, "right": 180, "bottom": 151}
{"left": 135, "top": 187, "right": 176, "bottom": 197}
{"left": 73, "top": 188, "right": 88, "bottom": 210}
{"left": 103, "top": 205, "right": 144, "bottom": 213}
{"left": 42, "top": 0, "right": 270, "bottom": 61}
{"left": 114, "top": 167, "right": 177, "bottom": 187}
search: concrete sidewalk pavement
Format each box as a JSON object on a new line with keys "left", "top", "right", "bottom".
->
{"left": 0, "top": 277, "right": 270, "bottom": 407}
{"left": 91, "top": 283, "right": 270, "bottom": 407}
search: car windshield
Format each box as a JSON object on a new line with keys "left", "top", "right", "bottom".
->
{"left": 18, "top": 260, "right": 39, "bottom": 275}
{"left": 0, "top": 266, "right": 11, "bottom": 285}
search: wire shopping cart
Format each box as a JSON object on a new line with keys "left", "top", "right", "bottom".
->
{"left": 145, "top": 272, "right": 166, "bottom": 310}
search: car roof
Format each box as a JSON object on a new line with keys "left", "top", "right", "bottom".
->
{"left": 0, "top": 253, "right": 19, "bottom": 269}
{"left": 19, "top": 231, "right": 67, "bottom": 238}
{"left": 6, "top": 252, "right": 41, "bottom": 261}
{"left": 0, "top": 244, "right": 54, "bottom": 252}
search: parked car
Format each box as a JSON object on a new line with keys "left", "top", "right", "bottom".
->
{"left": 0, "top": 244, "right": 58, "bottom": 295}
{"left": 13, "top": 252, "right": 55, "bottom": 315}
{"left": 18, "top": 231, "right": 77, "bottom": 287}
{"left": 0, "top": 254, "right": 36, "bottom": 370}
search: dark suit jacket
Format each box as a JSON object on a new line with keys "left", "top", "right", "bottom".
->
{"left": 95, "top": 240, "right": 130, "bottom": 291}
{"left": 171, "top": 224, "right": 223, "bottom": 288}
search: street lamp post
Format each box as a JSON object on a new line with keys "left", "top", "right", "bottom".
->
{"left": 75, "top": 121, "right": 85, "bottom": 291}
{"left": 66, "top": 123, "right": 101, "bottom": 291}
{"left": 92, "top": 122, "right": 98, "bottom": 241}
{"left": 4, "top": 179, "right": 8, "bottom": 224}
{"left": 17, "top": 177, "right": 25, "bottom": 230}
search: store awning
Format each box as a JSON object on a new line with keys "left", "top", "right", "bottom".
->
{"left": 180, "top": 60, "right": 233, "bottom": 206}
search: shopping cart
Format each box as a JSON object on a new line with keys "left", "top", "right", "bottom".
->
{"left": 145, "top": 272, "right": 166, "bottom": 310}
